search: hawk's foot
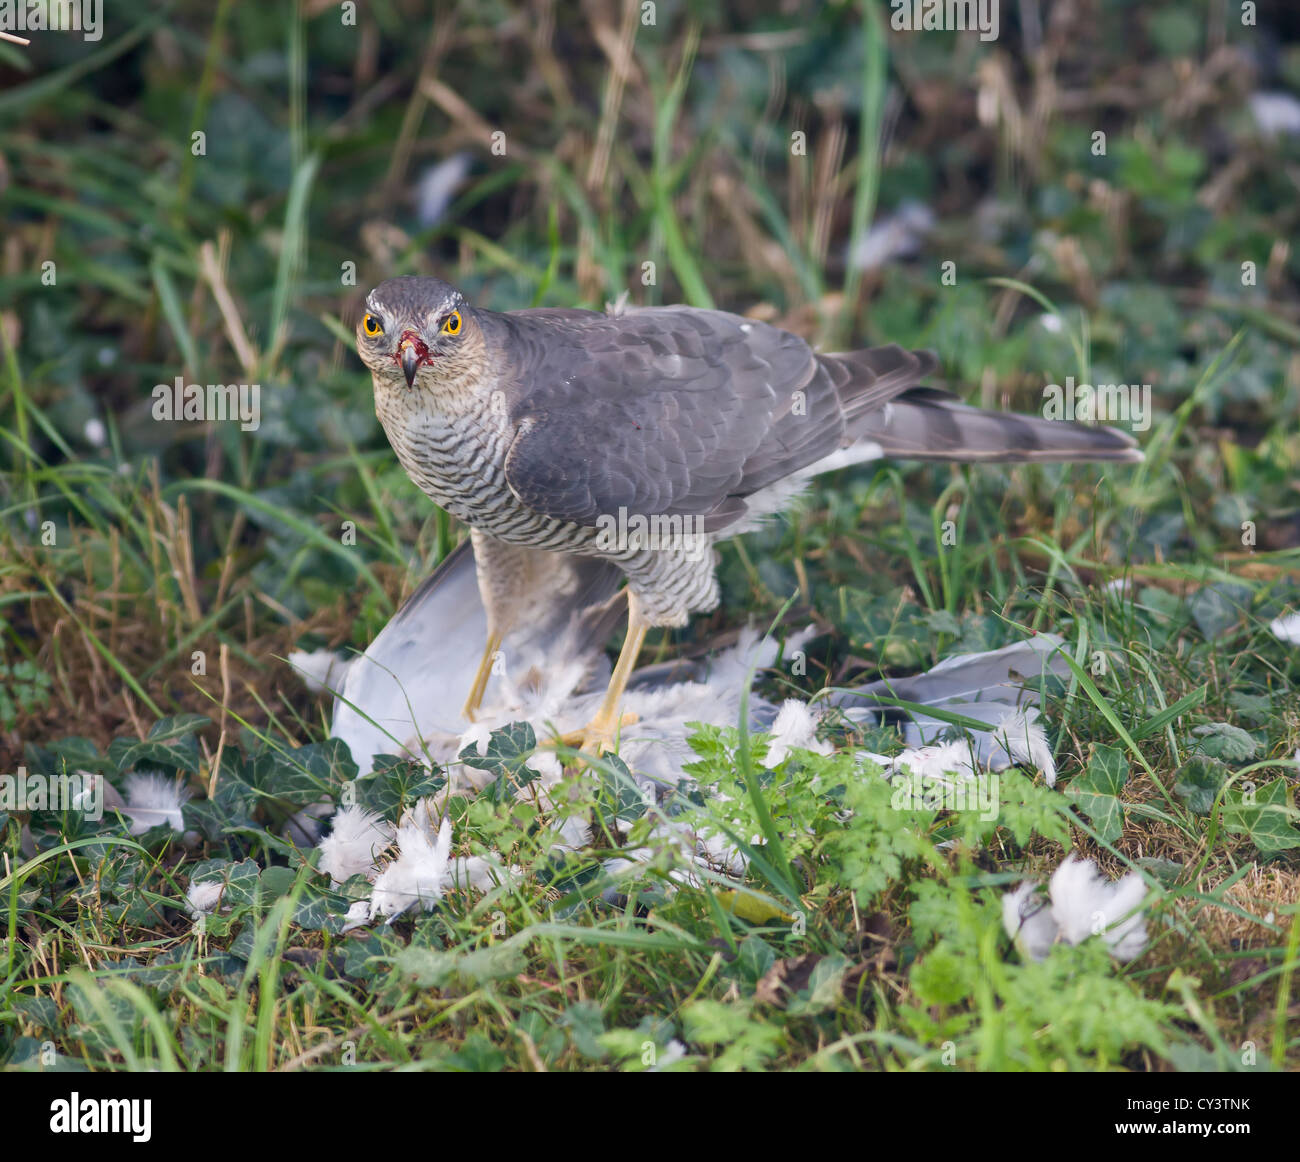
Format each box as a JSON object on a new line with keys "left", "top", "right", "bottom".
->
{"left": 545, "top": 711, "right": 640, "bottom": 759}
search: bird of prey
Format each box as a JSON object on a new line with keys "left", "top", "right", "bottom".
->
{"left": 356, "top": 275, "right": 1140, "bottom": 754}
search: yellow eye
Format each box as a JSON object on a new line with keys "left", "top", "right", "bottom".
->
{"left": 363, "top": 314, "right": 383, "bottom": 336}
{"left": 443, "top": 311, "right": 461, "bottom": 335}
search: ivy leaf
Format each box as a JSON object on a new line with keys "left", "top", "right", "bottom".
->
{"left": 1173, "top": 756, "right": 1226, "bottom": 815}
{"left": 1226, "top": 692, "right": 1272, "bottom": 724}
{"left": 460, "top": 722, "right": 539, "bottom": 803}
{"left": 183, "top": 780, "right": 258, "bottom": 842}
{"left": 240, "top": 739, "right": 358, "bottom": 806}
{"left": 1190, "top": 722, "right": 1258, "bottom": 763}
{"left": 228, "top": 922, "right": 255, "bottom": 962}
{"left": 594, "top": 752, "right": 652, "bottom": 824}
{"left": 259, "top": 865, "right": 298, "bottom": 900}
{"left": 22, "top": 735, "right": 114, "bottom": 779}
{"left": 107, "top": 715, "right": 208, "bottom": 774}
{"left": 1067, "top": 743, "right": 1129, "bottom": 844}
{"left": 188, "top": 858, "right": 262, "bottom": 911}
{"left": 293, "top": 881, "right": 359, "bottom": 932}
{"left": 11, "top": 994, "right": 57, "bottom": 1032}
{"left": 1222, "top": 779, "right": 1300, "bottom": 856}
{"left": 355, "top": 755, "right": 444, "bottom": 818}
{"left": 342, "top": 932, "right": 387, "bottom": 979}
{"left": 1188, "top": 583, "right": 1251, "bottom": 642}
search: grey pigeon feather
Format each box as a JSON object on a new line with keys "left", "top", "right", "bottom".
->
{"left": 332, "top": 541, "right": 624, "bottom": 774}
{"left": 832, "top": 633, "right": 1070, "bottom": 709}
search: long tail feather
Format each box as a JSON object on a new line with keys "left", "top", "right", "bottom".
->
{"left": 854, "top": 385, "right": 1143, "bottom": 464}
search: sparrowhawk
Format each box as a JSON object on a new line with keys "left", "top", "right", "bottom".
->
{"left": 357, "top": 275, "right": 1139, "bottom": 753}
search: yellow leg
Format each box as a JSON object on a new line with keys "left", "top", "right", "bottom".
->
{"left": 554, "top": 595, "right": 649, "bottom": 756}
{"left": 460, "top": 629, "right": 502, "bottom": 723}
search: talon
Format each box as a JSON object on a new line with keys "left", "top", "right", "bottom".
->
{"left": 544, "top": 711, "right": 640, "bottom": 759}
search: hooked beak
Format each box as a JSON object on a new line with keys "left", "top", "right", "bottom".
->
{"left": 394, "top": 330, "right": 434, "bottom": 388}
{"left": 400, "top": 339, "right": 421, "bottom": 389}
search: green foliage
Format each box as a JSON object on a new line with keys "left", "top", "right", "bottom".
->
{"left": 1174, "top": 756, "right": 1226, "bottom": 815}
{"left": 0, "top": 659, "right": 52, "bottom": 731}
{"left": 822, "top": 759, "right": 942, "bottom": 900}
{"left": 899, "top": 879, "right": 1178, "bottom": 1070}
{"left": 1067, "top": 744, "right": 1130, "bottom": 844}
{"left": 1190, "top": 722, "right": 1259, "bottom": 763}
{"left": 680, "top": 998, "right": 785, "bottom": 1071}
{"left": 1221, "top": 779, "right": 1300, "bottom": 857}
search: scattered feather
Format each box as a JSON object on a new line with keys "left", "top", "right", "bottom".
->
{"left": 1269, "top": 612, "right": 1300, "bottom": 645}
{"left": 993, "top": 708, "right": 1057, "bottom": 786}
{"left": 317, "top": 806, "right": 394, "bottom": 884}
{"left": 450, "top": 855, "right": 520, "bottom": 893}
{"left": 1049, "top": 854, "right": 1149, "bottom": 960}
{"left": 185, "top": 880, "right": 224, "bottom": 919}
{"left": 288, "top": 648, "right": 351, "bottom": 694}
{"left": 524, "top": 747, "right": 563, "bottom": 784}
{"left": 369, "top": 814, "right": 453, "bottom": 920}
{"left": 867, "top": 740, "right": 978, "bottom": 782}
{"left": 120, "top": 771, "right": 190, "bottom": 834}
{"left": 459, "top": 722, "right": 492, "bottom": 757}
{"left": 764, "top": 699, "right": 832, "bottom": 767}
{"left": 1001, "top": 881, "right": 1058, "bottom": 962}
{"left": 1249, "top": 91, "right": 1300, "bottom": 138}
{"left": 849, "top": 201, "right": 934, "bottom": 270}
{"left": 415, "top": 152, "right": 473, "bottom": 227}
{"left": 341, "top": 900, "right": 371, "bottom": 933}
{"left": 649, "top": 1040, "right": 687, "bottom": 1070}
{"left": 1002, "top": 855, "right": 1149, "bottom": 962}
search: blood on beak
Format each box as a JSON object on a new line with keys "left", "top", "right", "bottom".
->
{"left": 400, "top": 341, "right": 420, "bottom": 388}
{"left": 396, "top": 331, "right": 430, "bottom": 388}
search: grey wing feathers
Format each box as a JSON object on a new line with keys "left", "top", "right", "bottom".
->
{"left": 499, "top": 307, "right": 843, "bottom": 528}
{"left": 827, "top": 345, "right": 941, "bottom": 419}
{"left": 733, "top": 344, "right": 939, "bottom": 495}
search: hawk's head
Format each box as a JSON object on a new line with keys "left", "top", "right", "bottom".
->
{"left": 358, "top": 276, "right": 476, "bottom": 391}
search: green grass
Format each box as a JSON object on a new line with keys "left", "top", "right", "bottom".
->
{"left": 1, "top": 0, "right": 1299, "bottom": 1072}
